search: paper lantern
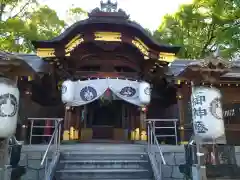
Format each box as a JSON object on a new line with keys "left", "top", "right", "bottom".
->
{"left": 191, "top": 86, "right": 225, "bottom": 139}
{"left": 61, "top": 80, "right": 75, "bottom": 103}
{"left": 0, "top": 78, "right": 19, "bottom": 138}
{"left": 139, "top": 81, "right": 151, "bottom": 104}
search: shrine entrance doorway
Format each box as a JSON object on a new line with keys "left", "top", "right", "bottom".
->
{"left": 77, "top": 98, "right": 140, "bottom": 142}
{"left": 89, "top": 100, "right": 122, "bottom": 139}
{"left": 62, "top": 80, "right": 147, "bottom": 143}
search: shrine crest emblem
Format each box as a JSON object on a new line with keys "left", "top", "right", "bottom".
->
{"left": 144, "top": 87, "right": 151, "bottom": 95}
{"left": 120, "top": 87, "right": 136, "bottom": 97}
{"left": 0, "top": 93, "right": 18, "bottom": 117}
{"left": 80, "top": 86, "right": 97, "bottom": 101}
{"left": 61, "top": 85, "right": 67, "bottom": 94}
{"left": 210, "top": 97, "right": 222, "bottom": 120}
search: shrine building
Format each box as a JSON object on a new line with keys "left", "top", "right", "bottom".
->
{"left": 27, "top": 1, "right": 180, "bottom": 143}
{"left": 1, "top": 1, "right": 240, "bottom": 145}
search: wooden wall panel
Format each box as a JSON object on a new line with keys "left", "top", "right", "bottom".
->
{"left": 220, "top": 87, "right": 240, "bottom": 104}
{"left": 220, "top": 86, "right": 240, "bottom": 145}
{"left": 177, "top": 84, "right": 193, "bottom": 142}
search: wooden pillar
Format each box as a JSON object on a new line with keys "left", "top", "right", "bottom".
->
{"left": 84, "top": 105, "right": 87, "bottom": 128}
{"left": 63, "top": 106, "right": 72, "bottom": 141}
{"left": 177, "top": 87, "right": 185, "bottom": 144}
{"left": 75, "top": 107, "right": 81, "bottom": 140}
{"left": 140, "top": 108, "right": 147, "bottom": 141}
{"left": 130, "top": 105, "right": 135, "bottom": 141}
{"left": 121, "top": 103, "right": 129, "bottom": 141}
{"left": 81, "top": 104, "right": 93, "bottom": 141}
{"left": 69, "top": 107, "right": 77, "bottom": 140}
{"left": 121, "top": 104, "right": 125, "bottom": 139}
{"left": 177, "top": 83, "right": 192, "bottom": 144}
{"left": 134, "top": 108, "right": 140, "bottom": 141}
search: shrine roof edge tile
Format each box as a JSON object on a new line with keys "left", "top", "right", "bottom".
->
{"left": 31, "top": 18, "right": 181, "bottom": 53}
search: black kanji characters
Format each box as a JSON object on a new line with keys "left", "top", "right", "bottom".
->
{"left": 192, "top": 95, "right": 206, "bottom": 106}
{"left": 194, "top": 121, "right": 208, "bottom": 133}
{"left": 192, "top": 107, "right": 207, "bottom": 119}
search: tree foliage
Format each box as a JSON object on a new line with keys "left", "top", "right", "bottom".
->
{"left": 66, "top": 6, "right": 87, "bottom": 26}
{"left": 154, "top": 0, "right": 240, "bottom": 59}
{"left": 0, "top": 0, "right": 86, "bottom": 53}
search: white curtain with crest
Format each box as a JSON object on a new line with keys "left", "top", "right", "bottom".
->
{"left": 68, "top": 79, "right": 108, "bottom": 106}
{"left": 64, "top": 79, "right": 146, "bottom": 107}
{"left": 108, "top": 79, "right": 141, "bottom": 106}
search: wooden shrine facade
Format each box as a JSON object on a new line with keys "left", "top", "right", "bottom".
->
{"left": 2, "top": 53, "right": 240, "bottom": 144}
{"left": 30, "top": 1, "right": 180, "bottom": 143}
{"left": 2, "top": 1, "right": 240, "bottom": 145}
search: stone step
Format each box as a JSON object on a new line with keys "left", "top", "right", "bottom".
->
{"left": 61, "top": 152, "right": 148, "bottom": 160}
{"left": 57, "top": 178, "right": 153, "bottom": 180}
{"left": 60, "top": 144, "right": 146, "bottom": 152}
{"left": 58, "top": 159, "right": 150, "bottom": 169}
{"left": 55, "top": 168, "right": 153, "bottom": 179}
{"left": 54, "top": 144, "right": 153, "bottom": 180}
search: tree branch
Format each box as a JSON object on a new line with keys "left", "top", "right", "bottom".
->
{"left": 0, "top": 3, "right": 6, "bottom": 21}
{"left": 11, "top": 0, "right": 31, "bottom": 19}
{"left": 200, "top": 23, "right": 216, "bottom": 57}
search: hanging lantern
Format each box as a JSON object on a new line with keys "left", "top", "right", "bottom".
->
{"left": 0, "top": 78, "right": 20, "bottom": 138}
{"left": 61, "top": 80, "right": 75, "bottom": 103}
{"left": 139, "top": 81, "right": 151, "bottom": 104}
{"left": 191, "top": 86, "right": 225, "bottom": 140}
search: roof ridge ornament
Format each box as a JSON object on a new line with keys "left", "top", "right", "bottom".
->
{"left": 89, "top": 0, "right": 129, "bottom": 19}
{"left": 100, "top": 0, "right": 118, "bottom": 12}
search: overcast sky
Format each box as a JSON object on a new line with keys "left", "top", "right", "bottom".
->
{"left": 40, "top": 0, "right": 193, "bottom": 31}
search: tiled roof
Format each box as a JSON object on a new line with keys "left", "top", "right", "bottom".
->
{"left": 169, "top": 59, "right": 240, "bottom": 79}
{"left": 13, "top": 53, "right": 49, "bottom": 73}
{"left": 3, "top": 52, "right": 240, "bottom": 79}
{"left": 168, "top": 59, "right": 195, "bottom": 76}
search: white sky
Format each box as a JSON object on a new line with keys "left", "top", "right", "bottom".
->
{"left": 40, "top": 0, "right": 193, "bottom": 31}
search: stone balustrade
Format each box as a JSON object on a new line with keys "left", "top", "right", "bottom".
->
{"left": 151, "top": 145, "right": 185, "bottom": 180}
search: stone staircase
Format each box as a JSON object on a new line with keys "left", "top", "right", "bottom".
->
{"left": 54, "top": 144, "right": 154, "bottom": 180}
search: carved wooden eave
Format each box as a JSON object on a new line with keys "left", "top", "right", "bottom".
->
{"left": 35, "top": 32, "right": 178, "bottom": 64}
{"left": 190, "top": 56, "right": 232, "bottom": 70}
{"left": 0, "top": 51, "right": 36, "bottom": 77}
{"left": 142, "top": 60, "right": 166, "bottom": 82}
{"left": 177, "top": 56, "right": 232, "bottom": 83}
{"left": 32, "top": 2, "right": 180, "bottom": 65}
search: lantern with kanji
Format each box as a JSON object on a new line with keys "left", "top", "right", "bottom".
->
{"left": 191, "top": 86, "right": 225, "bottom": 140}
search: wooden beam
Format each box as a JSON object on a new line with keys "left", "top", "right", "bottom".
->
{"left": 72, "top": 59, "right": 141, "bottom": 72}
{"left": 74, "top": 71, "right": 139, "bottom": 79}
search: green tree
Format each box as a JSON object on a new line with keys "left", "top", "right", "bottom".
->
{"left": 0, "top": 0, "right": 65, "bottom": 52}
{"left": 66, "top": 5, "right": 87, "bottom": 26}
{"left": 154, "top": 0, "right": 240, "bottom": 59}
